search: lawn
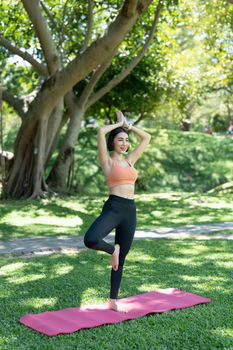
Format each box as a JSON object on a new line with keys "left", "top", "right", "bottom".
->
{"left": 0, "top": 239, "right": 232, "bottom": 350}
{"left": 0, "top": 191, "right": 233, "bottom": 241}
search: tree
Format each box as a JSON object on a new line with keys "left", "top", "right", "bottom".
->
{"left": 0, "top": 0, "right": 166, "bottom": 199}
{"left": 145, "top": 0, "right": 233, "bottom": 130}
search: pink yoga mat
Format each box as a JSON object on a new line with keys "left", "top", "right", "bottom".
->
{"left": 19, "top": 288, "right": 211, "bottom": 336}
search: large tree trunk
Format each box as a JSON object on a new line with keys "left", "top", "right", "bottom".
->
{"left": 47, "top": 105, "right": 84, "bottom": 191}
{"left": 5, "top": 114, "right": 45, "bottom": 198}
{"left": 3, "top": 97, "right": 64, "bottom": 199}
{"left": 5, "top": 120, "right": 40, "bottom": 198}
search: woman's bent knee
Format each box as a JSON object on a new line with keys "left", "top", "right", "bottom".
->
{"left": 84, "top": 234, "right": 98, "bottom": 249}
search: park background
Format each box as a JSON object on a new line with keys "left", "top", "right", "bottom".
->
{"left": 0, "top": 0, "right": 233, "bottom": 349}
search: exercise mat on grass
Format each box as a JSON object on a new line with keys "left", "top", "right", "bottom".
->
{"left": 19, "top": 288, "right": 211, "bottom": 336}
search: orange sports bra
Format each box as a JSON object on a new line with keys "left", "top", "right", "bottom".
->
{"left": 106, "top": 158, "right": 138, "bottom": 188}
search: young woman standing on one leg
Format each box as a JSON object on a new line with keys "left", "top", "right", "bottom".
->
{"left": 84, "top": 111, "right": 151, "bottom": 312}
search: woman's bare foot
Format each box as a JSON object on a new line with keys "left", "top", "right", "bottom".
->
{"left": 108, "top": 299, "right": 128, "bottom": 313}
{"left": 111, "top": 244, "right": 120, "bottom": 271}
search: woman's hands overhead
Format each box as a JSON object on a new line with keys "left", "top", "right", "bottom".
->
{"left": 116, "top": 110, "right": 129, "bottom": 128}
{"left": 116, "top": 110, "right": 124, "bottom": 126}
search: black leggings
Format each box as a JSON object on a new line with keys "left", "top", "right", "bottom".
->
{"left": 84, "top": 194, "right": 136, "bottom": 299}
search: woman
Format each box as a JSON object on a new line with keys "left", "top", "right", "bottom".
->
{"left": 84, "top": 110, "right": 151, "bottom": 312}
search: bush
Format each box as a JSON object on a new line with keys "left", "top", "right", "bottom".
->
{"left": 211, "top": 114, "right": 227, "bottom": 132}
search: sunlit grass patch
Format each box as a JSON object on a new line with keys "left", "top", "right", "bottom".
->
{"left": 4, "top": 213, "right": 83, "bottom": 227}
{"left": 6, "top": 274, "right": 46, "bottom": 285}
{"left": 211, "top": 327, "right": 233, "bottom": 338}
{"left": 22, "top": 297, "right": 58, "bottom": 309}
{"left": 0, "top": 239, "right": 232, "bottom": 349}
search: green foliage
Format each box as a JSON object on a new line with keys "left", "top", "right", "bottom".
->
{"left": 87, "top": 56, "right": 163, "bottom": 123}
{"left": 147, "top": 0, "right": 233, "bottom": 129}
{"left": 151, "top": 130, "right": 233, "bottom": 192}
{"left": 69, "top": 128, "right": 233, "bottom": 194}
{"left": 211, "top": 114, "right": 228, "bottom": 132}
{"left": 2, "top": 104, "right": 21, "bottom": 152}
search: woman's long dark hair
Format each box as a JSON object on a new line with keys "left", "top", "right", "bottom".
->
{"left": 107, "top": 127, "right": 129, "bottom": 152}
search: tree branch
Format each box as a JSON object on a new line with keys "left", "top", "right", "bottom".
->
{"left": 134, "top": 111, "right": 146, "bottom": 125}
{"left": 79, "top": 61, "right": 112, "bottom": 108}
{"left": 40, "top": 0, "right": 69, "bottom": 63}
{"left": 0, "top": 36, "right": 48, "bottom": 76}
{"left": 80, "top": 0, "right": 94, "bottom": 53}
{"left": 22, "top": 0, "right": 153, "bottom": 128}
{"left": 122, "top": 0, "right": 138, "bottom": 18}
{"left": 53, "top": 0, "right": 153, "bottom": 94}
{"left": 40, "top": 0, "right": 59, "bottom": 32}
{"left": 87, "top": 0, "right": 163, "bottom": 109}
{"left": 22, "top": 0, "right": 61, "bottom": 75}
{"left": 2, "top": 91, "right": 26, "bottom": 119}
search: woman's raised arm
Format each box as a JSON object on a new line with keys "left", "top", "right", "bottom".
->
{"left": 97, "top": 114, "right": 124, "bottom": 166}
{"left": 120, "top": 112, "right": 151, "bottom": 165}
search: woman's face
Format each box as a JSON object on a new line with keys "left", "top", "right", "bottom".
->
{"left": 113, "top": 132, "right": 129, "bottom": 153}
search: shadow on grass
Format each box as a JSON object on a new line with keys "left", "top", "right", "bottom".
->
{"left": 0, "top": 194, "right": 106, "bottom": 240}
{"left": 0, "top": 198, "right": 83, "bottom": 218}
{"left": 0, "top": 239, "right": 232, "bottom": 349}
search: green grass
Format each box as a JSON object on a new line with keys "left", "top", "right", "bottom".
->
{"left": 0, "top": 191, "right": 233, "bottom": 240}
{"left": 0, "top": 239, "right": 232, "bottom": 350}
{"left": 193, "top": 230, "right": 233, "bottom": 237}
{"left": 208, "top": 230, "right": 233, "bottom": 235}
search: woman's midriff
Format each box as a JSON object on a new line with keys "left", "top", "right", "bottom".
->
{"left": 109, "top": 183, "right": 135, "bottom": 199}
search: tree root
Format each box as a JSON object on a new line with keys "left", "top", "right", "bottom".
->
{"left": 28, "top": 186, "right": 57, "bottom": 200}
